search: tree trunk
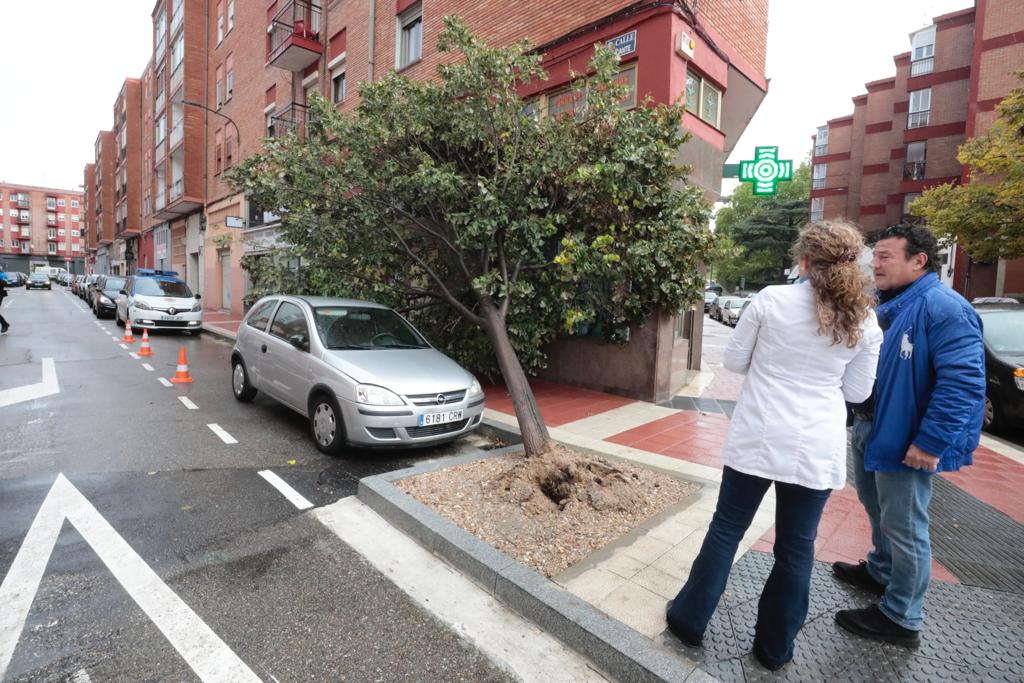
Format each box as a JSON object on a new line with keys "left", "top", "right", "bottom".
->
{"left": 479, "top": 299, "right": 551, "bottom": 456}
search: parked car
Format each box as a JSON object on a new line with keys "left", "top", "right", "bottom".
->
{"left": 80, "top": 274, "right": 101, "bottom": 301}
{"left": 722, "top": 298, "right": 750, "bottom": 326}
{"left": 231, "top": 296, "right": 486, "bottom": 454}
{"left": 70, "top": 275, "right": 84, "bottom": 295}
{"left": 709, "top": 295, "right": 740, "bottom": 322}
{"left": 703, "top": 291, "right": 718, "bottom": 313}
{"left": 26, "top": 272, "right": 51, "bottom": 290}
{"left": 973, "top": 301, "right": 1023, "bottom": 433}
{"left": 115, "top": 269, "right": 202, "bottom": 333}
{"left": 0, "top": 272, "right": 25, "bottom": 287}
{"left": 91, "top": 275, "right": 126, "bottom": 318}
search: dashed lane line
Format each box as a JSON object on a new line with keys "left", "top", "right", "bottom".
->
{"left": 207, "top": 424, "right": 237, "bottom": 445}
{"left": 178, "top": 396, "right": 199, "bottom": 410}
{"left": 257, "top": 471, "right": 313, "bottom": 510}
{"left": 142, "top": 364, "right": 155, "bottom": 372}
{"left": 119, "top": 344, "right": 129, "bottom": 350}
{"left": 157, "top": 378, "right": 173, "bottom": 387}
{"left": 129, "top": 352, "right": 140, "bottom": 360}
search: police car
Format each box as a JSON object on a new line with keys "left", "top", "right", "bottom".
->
{"left": 115, "top": 269, "right": 202, "bottom": 333}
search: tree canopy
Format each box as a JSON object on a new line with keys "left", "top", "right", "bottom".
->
{"left": 228, "top": 17, "right": 713, "bottom": 455}
{"left": 912, "top": 71, "right": 1024, "bottom": 261}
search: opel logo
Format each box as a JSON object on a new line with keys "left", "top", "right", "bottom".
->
{"left": 167, "top": 307, "right": 177, "bottom": 315}
{"left": 436, "top": 394, "right": 447, "bottom": 405}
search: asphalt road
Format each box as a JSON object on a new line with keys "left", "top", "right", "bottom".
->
{"left": 0, "top": 285, "right": 510, "bottom": 682}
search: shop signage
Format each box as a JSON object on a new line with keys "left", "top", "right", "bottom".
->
{"left": 605, "top": 31, "right": 637, "bottom": 57}
{"left": 738, "top": 146, "right": 794, "bottom": 196}
{"left": 225, "top": 216, "right": 246, "bottom": 229}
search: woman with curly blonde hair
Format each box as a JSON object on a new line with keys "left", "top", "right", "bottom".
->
{"left": 667, "top": 220, "right": 883, "bottom": 671}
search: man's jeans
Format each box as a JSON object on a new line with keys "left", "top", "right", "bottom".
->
{"left": 851, "top": 417, "right": 935, "bottom": 631}
{"left": 668, "top": 466, "right": 831, "bottom": 668}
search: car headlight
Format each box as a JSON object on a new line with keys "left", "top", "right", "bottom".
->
{"left": 191, "top": 302, "right": 202, "bottom": 312}
{"left": 133, "top": 300, "right": 153, "bottom": 311}
{"left": 468, "top": 378, "right": 483, "bottom": 397}
{"left": 100, "top": 295, "right": 112, "bottom": 305}
{"left": 355, "top": 384, "right": 405, "bottom": 406}
{"left": 1015, "top": 367, "right": 1024, "bottom": 392}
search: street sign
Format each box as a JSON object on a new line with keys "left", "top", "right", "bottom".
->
{"left": 605, "top": 31, "right": 636, "bottom": 57}
{"left": 225, "top": 216, "right": 246, "bottom": 229}
{"left": 738, "top": 146, "right": 793, "bottom": 195}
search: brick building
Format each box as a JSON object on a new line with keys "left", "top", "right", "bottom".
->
{"left": 810, "top": 0, "right": 1024, "bottom": 299}
{"left": 82, "top": 0, "right": 768, "bottom": 400}
{"left": 89, "top": 131, "right": 116, "bottom": 274}
{"left": 0, "top": 184, "right": 85, "bottom": 275}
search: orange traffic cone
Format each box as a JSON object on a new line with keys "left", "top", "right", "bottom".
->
{"left": 170, "top": 346, "right": 194, "bottom": 383}
{"left": 138, "top": 328, "right": 154, "bottom": 356}
{"left": 122, "top": 318, "right": 136, "bottom": 343}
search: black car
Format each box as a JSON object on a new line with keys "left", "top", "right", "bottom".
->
{"left": 92, "top": 275, "right": 127, "bottom": 318}
{"left": 26, "top": 273, "right": 51, "bottom": 290}
{"left": 974, "top": 302, "right": 1024, "bottom": 433}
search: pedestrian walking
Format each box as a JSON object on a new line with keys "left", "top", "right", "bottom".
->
{"left": 0, "top": 275, "right": 10, "bottom": 334}
{"left": 834, "top": 224, "right": 986, "bottom": 647}
{"left": 666, "top": 221, "right": 883, "bottom": 671}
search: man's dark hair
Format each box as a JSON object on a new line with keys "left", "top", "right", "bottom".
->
{"left": 870, "top": 223, "right": 941, "bottom": 273}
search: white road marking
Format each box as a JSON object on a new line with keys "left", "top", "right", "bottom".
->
{"left": 0, "top": 359, "right": 60, "bottom": 409}
{"left": 257, "top": 471, "right": 313, "bottom": 510}
{"left": 178, "top": 396, "right": 199, "bottom": 410}
{"left": 119, "top": 344, "right": 129, "bottom": 350}
{"left": 70, "top": 669, "right": 91, "bottom": 683}
{"left": 157, "top": 377, "right": 173, "bottom": 387}
{"left": 314, "top": 498, "right": 605, "bottom": 682}
{"left": 0, "top": 474, "right": 260, "bottom": 682}
{"left": 142, "top": 363, "right": 155, "bottom": 372}
{"left": 207, "top": 424, "right": 237, "bottom": 444}
{"left": 129, "top": 352, "right": 140, "bottom": 360}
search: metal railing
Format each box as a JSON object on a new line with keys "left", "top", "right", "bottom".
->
{"left": 155, "top": 37, "right": 166, "bottom": 62}
{"left": 155, "top": 191, "right": 166, "bottom": 210}
{"left": 814, "top": 144, "right": 827, "bottom": 157}
{"left": 269, "top": 102, "right": 312, "bottom": 137}
{"left": 171, "top": 178, "right": 184, "bottom": 200}
{"left": 170, "top": 65, "right": 183, "bottom": 93}
{"left": 170, "top": 121, "right": 183, "bottom": 147}
{"left": 268, "top": 0, "right": 322, "bottom": 57}
{"left": 907, "top": 110, "right": 930, "bottom": 129}
{"left": 16, "top": 199, "right": 29, "bottom": 207}
{"left": 155, "top": 89, "right": 165, "bottom": 114}
{"left": 903, "top": 161, "right": 926, "bottom": 180}
{"left": 910, "top": 58, "right": 934, "bottom": 77}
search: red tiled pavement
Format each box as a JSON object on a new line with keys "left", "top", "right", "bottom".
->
{"left": 202, "top": 311, "right": 242, "bottom": 336}
{"left": 942, "top": 446, "right": 1024, "bottom": 526}
{"left": 482, "top": 379, "right": 635, "bottom": 427}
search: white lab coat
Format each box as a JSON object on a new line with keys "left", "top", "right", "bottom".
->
{"left": 720, "top": 282, "right": 883, "bottom": 490}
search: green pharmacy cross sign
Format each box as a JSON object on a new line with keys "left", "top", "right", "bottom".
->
{"left": 737, "top": 146, "right": 793, "bottom": 195}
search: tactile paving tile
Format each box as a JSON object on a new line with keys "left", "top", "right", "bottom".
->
{"left": 681, "top": 552, "right": 1024, "bottom": 681}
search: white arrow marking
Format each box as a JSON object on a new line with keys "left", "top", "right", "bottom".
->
{"left": 0, "top": 474, "right": 260, "bottom": 682}
{"left": 0, "top": 359, "right": 59, "bottom": 408}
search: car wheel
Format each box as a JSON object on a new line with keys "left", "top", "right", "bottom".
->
{"left": 983, "top": 395, "right": 1002, "bottom": 433}
{"left": 231, "top": 359, "right": 257, "bottom": 403}
{"left": 309, "top": 393, "right": 346, "bottom": 456}
{"left": 115, "top": 309, "right": 124, "bottom": 327}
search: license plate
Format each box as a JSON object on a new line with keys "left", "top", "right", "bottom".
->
{"left": 418, "top": 410, "right": 463, "bottom": 427}
{"left": 160, "top": 315, "right": 180, "bottom": 320}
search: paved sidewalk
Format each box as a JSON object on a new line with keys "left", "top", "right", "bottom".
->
{"left": 481, "top": 364, "right": 1024, "bottom": 680}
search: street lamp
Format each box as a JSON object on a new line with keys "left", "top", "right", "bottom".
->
{"left": 182, "top": 99, "right": 241, "bottom": 151}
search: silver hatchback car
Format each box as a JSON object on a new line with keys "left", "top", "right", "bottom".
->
{"left": 231, "top": 296, "right": 486, "bottom": 454}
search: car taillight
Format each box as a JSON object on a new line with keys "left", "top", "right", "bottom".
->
{"left": 1014, "top": 367, "right": 1024, "bottom": 391}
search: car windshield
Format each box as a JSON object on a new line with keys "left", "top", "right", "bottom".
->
{"left": 704, "top": 292, "right": 717, "bottom": 302}
{"left": 727, "top": 300, "right": 745, "bottom": 308}
{"left": 979, "top": 309, "right": 1024, "bottom": 355}
{"left": 104, "top": 277, "right": 127, "bottom": 291}
{"left": 133, "top": 278, "right": 193, "bottom": 297}
{"left": 30, "top": 274, "right": 47, "bottom": 281}
{"left": 314, "top": 306, "right": 429, "bottom": 350}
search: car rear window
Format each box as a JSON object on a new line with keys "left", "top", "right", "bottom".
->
{"left": 103, "top": 277, "right": 127, "bottom": 291}
{"left": 133, "top": 278, "right": 192, "bottom": 297}
{"left": 246, "top": 299, "right": 277, "bottom": 330}
{"left": 980, "top": 309, "right": 1024, "bottom": 354}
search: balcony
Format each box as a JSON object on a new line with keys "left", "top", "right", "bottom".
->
{"left": 814, "top": 144, "right": 827, "bottom": 157}
{"left": 155, "top": 37, "right": 166, "bottom": 62}
{"left": 155, "top": 89, "right": 166, "bottom": 114}
{"left": 15, "top": 214, "right": 30, "bottom": 224}
{"left": 47, "top": 217, "right": 57, "bottom": 227}
{"left": 170, "top": 177, "right": 184, "bottom": 200}
{"left": 155, "top": 190, "right": 166, "bottom": 211}
{"left": 16, "top": 198, "right": 29, "bottom": 208}
{"left": 903, "top": 161, "right": 926, "bottom": 180}
{"left": 910, "top": 58, "right": 934, "bottom": 77}
{"left": 907, "top": 110, "right": 930, "bottom": 129}
{"left": 267, "top": 1, "right": 322, "bottom": 72}
{"left": 171, "top": 6, "right": 183, "bottom": 34}
{"left": 269, "top": 103, "right": 311, "bottom": 138}
{"left": 170, "top": 65, "right": 183, "bottom": 94}
{"left": 170, "top": 121, "right": 183, "bottom": 148}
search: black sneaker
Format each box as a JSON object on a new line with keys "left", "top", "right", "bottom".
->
{"left": 835, "top": 604, "right": 920, "bottom": 648}
{"left": 665, "top": 600, "right": 703, "bottom": 647}
{"left": 832, "top": 560, "right": 885, "bottom": 595}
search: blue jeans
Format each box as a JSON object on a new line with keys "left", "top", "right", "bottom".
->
{"left": 851, "top": 417, "right": 935, "bottom": 631}
{"left": 667, "top": 466, "right": 831, "bottom": 668}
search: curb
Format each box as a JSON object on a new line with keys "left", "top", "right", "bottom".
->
{"left": 200, "top": 323, "right": 237, "bottom": 342}
{"left": 357, "top": 441, "right": 710, "bottom": 683}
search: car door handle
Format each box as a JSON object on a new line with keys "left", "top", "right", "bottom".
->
{"left": 261, "top": 344, "right": 268, "bottom": 353}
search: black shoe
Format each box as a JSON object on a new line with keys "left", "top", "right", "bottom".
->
{"left": 0, "top": 326, "right": 8, "bottom": 335}
{"left": 751, "top": 644, "right": 788, "bottom": 672}
{"left": 665, "top": 600, "right": 703, "bottom": 647}
{"left": 835, "top": 604, "right": 920, "bottom": 648}
{"left": 832, "top": 560, "right": 885, "bottom": 596}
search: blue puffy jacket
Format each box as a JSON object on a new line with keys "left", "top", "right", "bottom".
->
{"left": 865, "top": 272, "right": 985, "bottom": 473}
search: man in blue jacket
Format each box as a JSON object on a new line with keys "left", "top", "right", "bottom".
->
{"left": 833, "top": 224, "right": 985, "bottom": 647}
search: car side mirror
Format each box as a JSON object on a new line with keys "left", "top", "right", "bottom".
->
{"left": 289, "top": 334, "right": 309, "bottom": 351}
{"left": 194, "top": 293, "right": 201, "bottom": 300}
{"left": 119, "top": 290, "right": 128, "bottom": 296}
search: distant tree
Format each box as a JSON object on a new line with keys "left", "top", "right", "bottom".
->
{"left": 912, "top": 72, "right": 1024, "bottom": 261}
{"left": 228, "top": 18, "right": 712, "bottom": 457}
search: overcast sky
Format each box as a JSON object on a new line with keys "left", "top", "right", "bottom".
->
{"left": 0, "top": 1, "right": 972, "bottom": 192}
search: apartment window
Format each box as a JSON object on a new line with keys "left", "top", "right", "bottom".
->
{"left": 172, "top": 35, "right": 185, "bottom": 70}
{"left": 217, "top": 0, "right": 225, "bottom": 43}
{"left": 58, "top": 228, "right": 66, "bottom": 237}
{"left": 156, "top": 114, "right": 167, "bottom": 143}
{"left": 20, "top": 211, "right": 29, "bottom": 221}
{"left": 73, "top": 243, "right": 82, "bottom": 252}
{"left": 216, "top": 65, "right": 224, "bottom": 107}
{"left": 903, "top": 192, "right": 922, "bottom": 217}
{"left": 215, "top": 129, "right": 223, "bottom": 174}
{"left": 810, "top": 197, "right": 824, "bottom": 222}
{"left": 8, "top": 209, "right": 16, "bottom": 217}
{"left": 11, "top": 240, "right": 18, "bottom": 249}
{"left": 396, "top": 2, "right": 423, "bottom": 69}
{"left": 225, "top": 137, "right": 233, "bottom": 168}
{"left": 71, "top": 199, "right": 79, "bottom": 208}
{"left": 57, "top": 198, "right": 65, "bottom": 207}
{"left": 58, "top": 213, "right": 66, "bottom": 221}
{"left": 227, "top": 0, "right": 234, "bottom": 32}
{"left": 908, "top": 88, "right": 931, "bottom": 129}
{"left": 332, "top": 65, "right": 347, "bottom": 104}
{"left": 904, "top": 141, "right": 927, "bottom": 180}
{"left": 46, "top": 197, "right": 56, "bottom": 210}
{"left": 812, "top": 163, "right": 827, "bottom": 190}
{"left": 815, "top": 126, "right": 829, "bottom": 156}
{"left": 225, "top": 55, "right": 234, "bottom": 99}
{"left": 72, "top": 214, "right": 79, "bottom": 222}
{"left": 685, "top": 71, "right": 722, "bottom": 128}
{"left": 72, "top": 230, "right": 80, "bottom": 237}
{"left": 47, "top": 243, "right": 57, "bottom": 255}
